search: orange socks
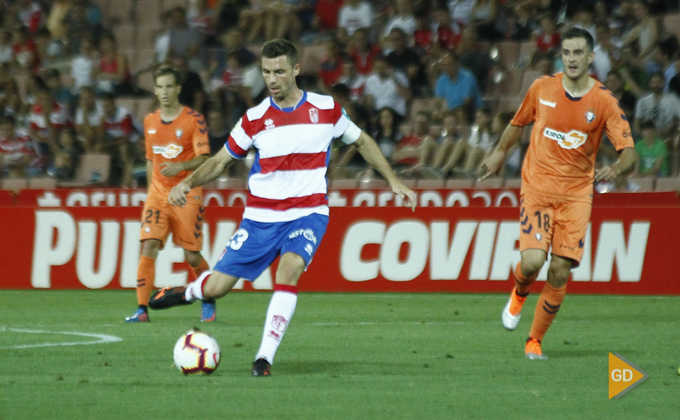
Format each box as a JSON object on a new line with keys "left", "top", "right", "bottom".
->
{"left": 136, "top": 255, "right": 156, "bottom": 306}
{"left": 514, "top": 262, "right": 537, "bottom": 296}
{"left": 529, "top": 282, "right": 567, "bottom": 342}
{"left": 188, "top": 257, "right": 210, "bottom": 281}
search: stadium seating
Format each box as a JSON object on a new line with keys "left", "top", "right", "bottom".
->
{"left": 28, "top": 177, "right": 57, "bottom": 189}
{"left": 59, "top": 154, "right": 112, "bottom": 187}
{"left": 654, "top": 176, "right": 680, "bottom": 192}
{"left": 1, "top": 178, "right": 28, "bottom": 192}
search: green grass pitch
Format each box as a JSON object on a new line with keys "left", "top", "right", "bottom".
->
{"left": 1, "top": 291, "right": 678, "bottom": 419}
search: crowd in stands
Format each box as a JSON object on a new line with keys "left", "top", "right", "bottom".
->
{"left": 0, "top": 0, "right": 680, "bottom": 190}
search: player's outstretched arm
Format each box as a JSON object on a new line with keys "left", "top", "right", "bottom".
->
{"left": 595, "top": 147, "right": 637, "bottom": 181}
{"left": 354, "top": 131, "right": 416, "bottom": 211}
{"left": 479, "top": 124, "right": 524, "bottom": 181}
{"left": 169, "top": 147, "right": 234, "bottom": 207}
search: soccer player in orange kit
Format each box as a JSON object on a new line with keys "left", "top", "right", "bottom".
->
{"left": 480, "top": 28, "right": 638, "bottom": 359}
{"left": 125, "top": 66, "right": 214, "bottom": 322}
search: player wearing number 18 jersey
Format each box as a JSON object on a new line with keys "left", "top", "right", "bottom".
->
{"left": 148, "top": 39, "right": 416, "bottom": 376}
{"left": 480, "top": 28, "right": 637, "bottom": 359}
{"left": 124, "top": 66, "right": 214, "bottom": 323}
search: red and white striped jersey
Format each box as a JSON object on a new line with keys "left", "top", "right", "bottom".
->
{"left": 28, "top": 102, "right": 71, "bottom": 138}
{"left": 226, "top": 91, "right": 356, "bottom": 222}
{"left": 0, "top": 128, "right": 41, "bottom": 168}
{"left": 103, "top": 106, "right": 141, "bottom": 142}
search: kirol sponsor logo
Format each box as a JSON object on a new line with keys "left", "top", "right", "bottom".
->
{"left": 152, "top": 144, "right": 183, "bottom": 159}
{"left": 543, "top": 127, "right": 588, "bottom": 149}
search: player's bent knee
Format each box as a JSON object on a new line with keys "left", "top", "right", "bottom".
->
{"left": 141, "top": 239, "right": 161, "bottom": 259}
{"left": 184, "top": 250, "right": 203, "bottom": 267}
{"left": 275, "top": 253, "right": 306, "bottom": 286}
{"left": 520, "top": 251, "right": 545, "bottom": 276}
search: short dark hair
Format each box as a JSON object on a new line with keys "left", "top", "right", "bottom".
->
{"left": 330, "top": 83, "right": 351, "bottom": 100}
{"left": 261, "top": 39, "right": 299, "bottom": 66}
{"left": 639, "top": 119, "right": 656, "bottom": 131}
{"left": 153, "top": 65, "right": 181, "bottom": 84}
{"left": 561, "top": 27, "right": 594, "bottom": 52}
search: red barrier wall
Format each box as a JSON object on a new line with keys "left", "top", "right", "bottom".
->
{"left": 2, "top": 188, "right": 679, "bottom": 295}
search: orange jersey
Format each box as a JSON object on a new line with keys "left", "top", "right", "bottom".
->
{"left": 512, "top": 73, "right": 634, "bottom": 202}
{"left": 144, "top": 107, "right": 210, "bottom": 198}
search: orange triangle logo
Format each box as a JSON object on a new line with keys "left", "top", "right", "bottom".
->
{"left": 608, "top": 353, "right": 648, "bottom": 399}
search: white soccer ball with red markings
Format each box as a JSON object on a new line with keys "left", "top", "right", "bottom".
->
{"left": 173, "top": 330, "right": 221, "bottom": 375}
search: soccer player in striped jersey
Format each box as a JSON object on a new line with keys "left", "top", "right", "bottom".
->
{"left": 149, "top": 39, "right": 416, "bottom": 376}
{"left": 480, "top": 28, "right": 637, "bottom": 359}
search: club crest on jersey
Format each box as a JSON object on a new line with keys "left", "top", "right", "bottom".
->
{"left": 585, "top": 110, "right": 596, "bottom": 123}
{"left": 152, "top": 144, "right": 183, "bottom": 159}
{"left": 265, "top": 118, "right": 275, "bottom": 130}
{"left": 175, "top": 129, "right": 183, "bottom": 139}
{"left": 543, "top": 127, "right": 588, "bottom": 149}
{"left": 309, "top": 107, "right": 319, "bottom": 124}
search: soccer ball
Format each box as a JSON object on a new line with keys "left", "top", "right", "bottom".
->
{"left": 173, "top": 329, "right": 221, "bottom": 375}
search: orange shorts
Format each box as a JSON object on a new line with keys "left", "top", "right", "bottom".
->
{"left": 519, "top": 192, "right": 591, "bottom": 266}
{"left": 139, "top": 193, "right": 204, "bottom": 251}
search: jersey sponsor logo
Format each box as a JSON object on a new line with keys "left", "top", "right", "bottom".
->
{"left": 152, "top": 144, "right": 184, "bottom": 159}
{"left": 147, "top": 128, "right": 157, "bottom": 134}
{"left": 288, "top": 228, "right": 317, "bottom": 244}
{"left": 585, "top": 110, "right": 596, "bottom": 123}
{"left": 175, "top": 129, "right": 183, "bottom": 139}
{"left": 309, "top": 107, "right": 319, "bottom": 124}
{"left": 543, "top": 127, "right": 588, "bottom": 149}
{"left": 539, "top": 98, "right": 556, "bottom": 108}
{"left": 265, "top": 118, "right": 275, "bottom": 130}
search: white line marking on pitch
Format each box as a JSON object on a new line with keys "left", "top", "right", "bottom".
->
{"left": 0, "top": 326, "right": 122, "bottom": 349}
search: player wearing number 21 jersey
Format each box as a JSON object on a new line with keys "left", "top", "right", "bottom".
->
{"left": 148, "top": 39, "right": 416, "bottom": 377}
{"left": 125, "top": 66, "right": 214, "bottom": 323}
{"left": 480, "top": 28, "right": 637, "bottom": 360}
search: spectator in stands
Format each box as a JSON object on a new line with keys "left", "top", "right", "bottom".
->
{"left": 12, "top": 26, "right": 38, "bottom": 73}
{"left": 263, "top": 0, "right": 314, "bottom": 42}
{"left": 43, "top": 68, "right": 75, "bottom": 110}
{"left": 413, "top": 10, "right": 434, "bottom": 57}
{"left": 152, "top": 10, "right": 173, "bottom": 67}
{"left": 456, "top": 26, "right": 496, "bottom": 92}
{"left": 614, "top": 43, "right": 649, "bottom": 96}
{"left": 383, "top": 0, "right": 416, "bottom": 38}
{"left": 0, "top": 30, "right": 14, "bottom": 64}
{"left": 66, "top": 0, "right": 104, "bottom": 55}
{"left": 622, "top": 0, "right": 659, "bottom": 63}
{"left": 188, "top": 0, "right": 214, "bottom": 38}
{"left": 74, "top": 85, "right": 103, "bottom": 152}
{"left": 207, "top": 108, "right": 230, "bottom": 155}
{"left": 172, "top": 55, "right": 206, "bottom": 113}
{"left": 337, "top": 59, "right": 367, "bottom": 102}
{"left": 634, "top": 119, "right": 669, "bottom": 179}
{"left": 437, "top": 107, "right": 493, "bottom": 178}
{"left": 239, "top": 0, "right": 269, "bottom": 44}
{"left": 371, "top": 106, "right": 402, "bottom": 163}
{"left": 534, "top": 14, "right": 560, "bottom": 54}
{"left": 604, "top": 70, "right": 637, "bottom": 122}
{"left": 386, "top": 27, "right": 428, "bottom": 96}
{"left": 100, "top": 92, "right": 140, "bottom": 188}
{"left": 570, "top": 5, "right": 597, "bottom": 42}
{"left": 392, "top": 110, "right": 438, "bottom": 175}
{"left": 634, "top": 72, "right": 680, "bottom": 137}
{"left": 47, "top": 0, "right": 74, "bottom": 41}
{"left": 34, "top": 28, "right": 64, "bottom": 70}
{"left": 0, "top": 63, "right": 21, "bottom": 117}
{"left": 213, "top": 0, "right": 249, "bottom": 35}
{"left": 338, "top": 0, "right": 373, "bottom": 38}
{"left": 50, "top": 127, "right": 79, "bottom": 180}
{"left": 449, "top": 0, "right": 476, "bottom": 26}
{"left": 432, "top": 3, "right": 463, "bottom": 53}
{"left": 434, "top": 52, "right": 483, "bottom": 120}
{"left": 363, "top": 54, "right": 411, "bottom": 117}
{"left": 592, "top": 23, "right": 620, "bottom": 82}
{"left": 95, "top": 34, "right": 133, "bottom": 95}
{"left": 469, "top": 0, "right": 499, "bottom": 41}
{"left": 312, "top": 0, "right": 343, "bottom": 34}
{"left": 651, "top": 40, "right": 679, "bottom": 91}
{"left": 318, "top": 38, "right": 345, "bottom": 92}
{"left": 28, "top": 84, "right": 72, "bottom": 173}
{"left": 528, "top": 50, "right": 554, "bottom": 75}
{"left": 16, "top": 0, "right": 44, "bottom": 35}
{"left": 0, "top": 114, "right": 41, "bottom": 178}
{"left": 668, "top": 53, "right": 680, "bottom": 99}
{"left": 69, "top": 36, "right": 97, "bottom": 93}
{"left": 430, "top": 110, "right": 465, "bottom": 174}
{"left": 218, "top": 51, "right": 265, "bottom": 122}
{"left": 348, "top": 28, "right": 382, "bottom": 76}
{"left": 168, "top": 7, "right": 204, "bottom": 71}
